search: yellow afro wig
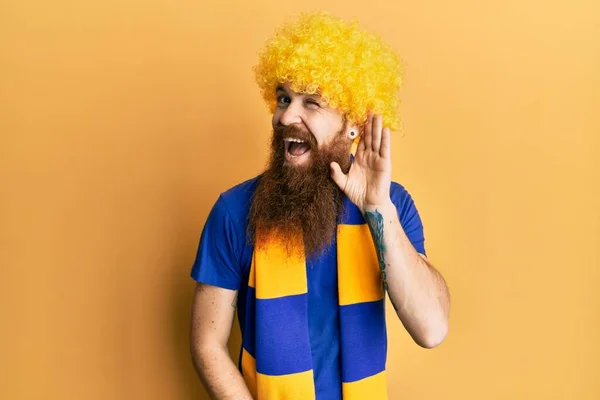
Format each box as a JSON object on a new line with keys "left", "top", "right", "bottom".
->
{"left": 254, "top": 11, "right": 403, "bottom": 131}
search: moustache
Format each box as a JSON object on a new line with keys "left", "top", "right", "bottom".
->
{"left": 274, "top": 124, "right": 318, "bottom": 150}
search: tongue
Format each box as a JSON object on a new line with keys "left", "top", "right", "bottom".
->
{"left": 289, "top": 142, "right": 310, "bottom": 156}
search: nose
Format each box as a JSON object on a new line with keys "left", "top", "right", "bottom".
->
{"left": 278, "top": 99, "right": 303, "bottom": 126}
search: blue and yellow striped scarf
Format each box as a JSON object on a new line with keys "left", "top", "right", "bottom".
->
{"left": 241, "top": 197, "right": 388, "bottom": 399}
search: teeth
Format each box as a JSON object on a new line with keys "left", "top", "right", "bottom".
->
{"left": 283, "top": 138, "right": 306, "bottom": 143}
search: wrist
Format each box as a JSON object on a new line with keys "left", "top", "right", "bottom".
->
{"left": 362, "top": 199, "right": 395, "bottom": 215}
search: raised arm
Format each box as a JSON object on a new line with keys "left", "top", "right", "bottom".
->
{"left": 330, "top": 113, "right": 450, "bottom": 348}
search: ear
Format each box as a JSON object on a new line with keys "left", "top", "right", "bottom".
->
{"left": 344, "top": 123, "right": 361, "bottom": 141}
{"left": 343, "top": 123, "right": 362, "bottom": 156}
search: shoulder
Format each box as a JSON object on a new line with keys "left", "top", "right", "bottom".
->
{"left": 390, "top": 181, "right": 415, "bottom": 209}
{"left": 221, "top": 175, "right": 261, "bottom": 200}
{"left": 191, "top": 176, "right": 261, "bottom": 285}
{"left": 389, "top": 181, "right": 427, "bottom": 255}
{"left": 216, "top": 175, "right": 261, "bottom": 220}
{"left": 389, "top": 180, "right": 423, "bottom": 225}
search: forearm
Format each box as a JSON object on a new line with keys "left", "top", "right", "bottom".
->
{"left": 364, "top": 201, "right": 450, "bottom": 348}
{"left": 192, "top": 344, "right": 253, "bottom": 400}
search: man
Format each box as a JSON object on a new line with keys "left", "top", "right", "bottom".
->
{"left": 190, "top": 11, "right": 450, "bottom": 400}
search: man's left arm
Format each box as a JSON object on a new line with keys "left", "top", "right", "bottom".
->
{"left": 364, "top": 201, "right": 450, "bottom": 349}
{"left": 330, "top": 112, "right": 450, "bottom": 349}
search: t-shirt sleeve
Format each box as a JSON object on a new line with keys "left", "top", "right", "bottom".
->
{"left": 391, "top": 185, "right": 427, "bottom": 256}
{"left": 190, "top": 194, "right": 243, "bottom": 290}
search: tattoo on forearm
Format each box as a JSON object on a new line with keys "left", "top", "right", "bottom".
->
{"left": 365, "top": 209, "right": 399, "bottom": 312}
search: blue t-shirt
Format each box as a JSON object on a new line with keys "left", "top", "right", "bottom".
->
{"left": 190, "top": 175, "right": 426, "bottom": 400}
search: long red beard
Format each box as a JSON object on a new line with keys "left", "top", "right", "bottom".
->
{"left": 248, "top": 124, "right": 352, "bottom": 258}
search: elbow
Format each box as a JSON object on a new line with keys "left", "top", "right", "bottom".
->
{"left": 191, "top": 341, "right": 224, "bottom": 362}
{"left": 190, "top": 342, "right": 207, "bottom": 373}
{"left": 190, "top": 340, "right": 219, "bottom": 370}
{"left": 414, "top": 320, "right": 449, "bottom": 349}
{"left": 190, "top": 342, "right": 225, "bottom": 378}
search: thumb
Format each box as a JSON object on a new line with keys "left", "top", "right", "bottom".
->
{"left": 330, "top": 162, "right": 347, "bottom": 191}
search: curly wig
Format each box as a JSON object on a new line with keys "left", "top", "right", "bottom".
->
{"left": 254, "top": 11, "right": 403, "bottom": 131}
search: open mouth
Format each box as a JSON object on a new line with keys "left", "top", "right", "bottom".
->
{"left": 284, "top": 137, "right": 311, "bottom": 163}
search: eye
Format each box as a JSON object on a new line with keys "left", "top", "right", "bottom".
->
{"left": 306, "top": 99, "right": 321, "bottom": 108}
{"left": 277, "top": 94, "right": 291, "bottom": 106}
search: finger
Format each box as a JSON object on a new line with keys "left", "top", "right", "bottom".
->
{"left": 330, "top": 161, "right": 348, "bottom": 191}
{"left": 356, "top": 130, "right": 366, "bottom": 156}
{"left": 364, "top": 112, "right": 373, "bottom": 152}
{"left": 372, "top": 114, "right": 383, "bottom": 153}
{"left": 380, "top": 127, "right": 391, "bottom": 158}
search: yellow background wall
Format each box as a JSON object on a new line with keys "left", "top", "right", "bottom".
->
{"left": 2, "top": 0, "right": 599, "bottom": 399}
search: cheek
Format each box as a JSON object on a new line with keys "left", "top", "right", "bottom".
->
{"left": 271, "top": 111, "right": 280, "bottom": 127}
{"left": 305, "top": 119, "right": 328, "bottom": 145}
{"left": 309, "top": 122, "right": 342, "bottom": 147}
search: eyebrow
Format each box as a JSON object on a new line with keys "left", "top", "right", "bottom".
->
{"left": 276, "top": 85, "right": 287, "bottom": 94}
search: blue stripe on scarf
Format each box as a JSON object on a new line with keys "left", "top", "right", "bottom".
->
{"left": 339, "top": 299, "right": 387, "bottom": 382}
{"left": 255, "top": 294, "right": 313, "bottom": 376}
